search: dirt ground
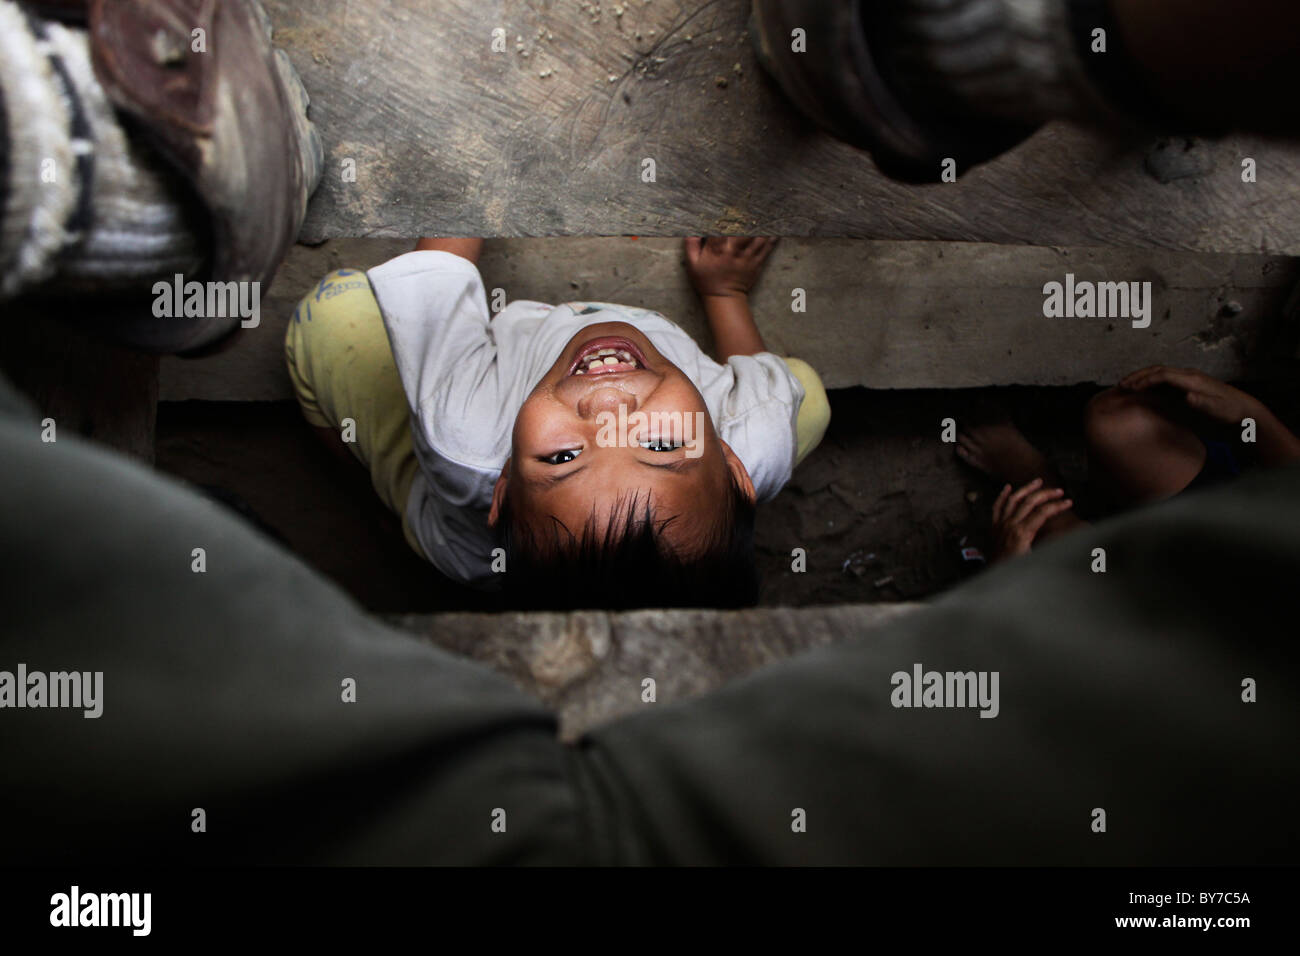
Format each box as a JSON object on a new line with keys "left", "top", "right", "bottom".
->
{"left": 153, "top": 381, "right": 1300, "bottom": 612}
{"left": 753, "top": 386, "right": 1092, "bottom": 605}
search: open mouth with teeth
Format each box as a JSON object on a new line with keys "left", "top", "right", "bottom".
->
{"left": 567, "top": 336, "right": 648, "bottom": 377}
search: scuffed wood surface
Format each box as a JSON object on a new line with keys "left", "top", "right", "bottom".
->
{"left": 268, "top": 0, "right": 1300, "bottom": 251}
{"left": 160, "top": 238, "right": 1300, "bottom": 400}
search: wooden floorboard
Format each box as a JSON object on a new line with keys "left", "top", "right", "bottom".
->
{"left": 159, "top": 238, "right": 1300, "bottom": 400}
{"left": 270, "top": 0, "right": 1300, "bottom": 252}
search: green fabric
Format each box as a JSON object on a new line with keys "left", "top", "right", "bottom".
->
{"left": 2, "top": 394, "right": 1296, "bottom": 865}
{"left": 0, "top": 409, "right": 583, "bottom": 865}
{"left": 585, "top": 466, "right": 1300, "bottom": 863}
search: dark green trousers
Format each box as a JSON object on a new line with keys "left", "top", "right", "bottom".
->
{"left": 2, "top": 386, "right": 1296, "bottom": 865}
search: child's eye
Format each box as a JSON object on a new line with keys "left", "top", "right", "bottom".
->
{"left": 639, "top": 438, "right": 682, "bottom": 453}
{"left": 541, "top": 449, "right": 581, "bottom": 465}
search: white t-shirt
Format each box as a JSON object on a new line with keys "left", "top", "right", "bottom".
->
{"left": 367, "top": 250, "right": 805, "bottom": 587}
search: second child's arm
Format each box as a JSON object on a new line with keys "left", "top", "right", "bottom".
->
{"left": 415, "top": 237, "right": 483, "bottom": 265}
{"left": 1119, "top": 366, "right": 1300, "bottom": 468}
{"left": 684, "top": 237, "right": 776, "bottom": 360}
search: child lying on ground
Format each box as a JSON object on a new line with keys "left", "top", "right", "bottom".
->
{"left": 957, "top": 366, "right": 1300, "bottom": 560}
{"left": 285, "top": 237, "right": 829, "bottom": 608}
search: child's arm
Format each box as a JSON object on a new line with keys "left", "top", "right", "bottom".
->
{"left": 1119, "top": 366, "right": 1300, "bottom": 467}
{"left": 684, "top": 237, "right": 776, "bottom": 359}
{"left": 414, "top": 237, "right": 483, "bottom": 265}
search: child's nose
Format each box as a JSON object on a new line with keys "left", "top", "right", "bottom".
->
{"left": 577, "top": 387, "right": 638, "bottom": 420}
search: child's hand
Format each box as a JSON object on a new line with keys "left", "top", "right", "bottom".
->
{"left": 991, "top": 479, "right": 1073, "bottom": 560}
{"left": 1118, "top": 366, "right": 1264, "bottom": 426}
{"left": 684, "top": 237, "right": 777, "bottom": 299}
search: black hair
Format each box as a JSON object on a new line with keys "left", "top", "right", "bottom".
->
{"left": 493, "top": 478, "right": 759, "bottom": 610}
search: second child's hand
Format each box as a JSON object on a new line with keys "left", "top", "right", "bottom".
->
{"left": 685, "top": 237, "right": 777, "bottom": 359}
{"left": 991, "top": 479, "right": 1074, "bottom": 560}
{"left": 1119, "top": 365, "right": 1300, "bottom": 467}
{"left": 1119, "top": 365, "right": 1261, "bottom": 425}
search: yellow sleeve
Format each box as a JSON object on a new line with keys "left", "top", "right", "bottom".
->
{"left": 782, "top": 357, "right": 831, "bottom": 467}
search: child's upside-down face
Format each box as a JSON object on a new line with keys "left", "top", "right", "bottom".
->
{"left": 489, "top": 321, "right": 756, "bottom": 552}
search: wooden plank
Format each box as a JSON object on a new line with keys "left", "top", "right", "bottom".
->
{"left": 391, "top": 603, "right": 923, "bottom": 741}
{"left": 159, "top": 238, "right": 1300, "bottom": 400}
{"left": 267, "top": 0, "right": 1300, "bottom": 252}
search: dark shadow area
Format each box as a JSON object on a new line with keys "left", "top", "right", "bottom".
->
{"left": 153, "top": 382, "right": 1300, "bottom": 612}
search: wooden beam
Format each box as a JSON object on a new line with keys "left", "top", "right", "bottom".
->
{"left": 159, "top": 238, "right": 1300, "bottom": 400}
{"left": 268, "top": 0, "right": 1300, "bottom": 252}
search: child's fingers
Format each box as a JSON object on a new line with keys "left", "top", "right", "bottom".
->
{"left": 992, "top": 483, "right": 1012, "bottom": 523}
{"left": 1002, "top": 478, "right": 1044, "bottom": 515}
{"left": 1126, "top": 366, "right": 1206, "bottom": 394}
{"left": 1118, "top": 372, "right": 1165, "bottom": 392}
{"left": 1022, "top": 498, "right": 1073, "bottom": 537}
{"left": 1184, "top": 391, "right": 1231, "bottom": 420}
{"left": 1008, "top": 486, "right": 1060, "bottom": 522}
{"left": 1118, "top": 365, "right": 1166, "bottom": 389}
{"left": 1009, "top": 486, "right": 1064, "bottom": 526}
{"left": 751, "top": 237, "right": 778, "bottom": 261}
{"left": 684, "top": 236, "right": 703, "bottom": 262}
{"left": 1131, "top": 367, "right": 1187, "bottom": 390}
{"left": 1119, "top": 366, "right": 1188, "bottom": 392}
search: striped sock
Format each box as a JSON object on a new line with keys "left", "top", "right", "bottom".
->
{"left": 0, "top": 0, "right": 205, "bottom": 300}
